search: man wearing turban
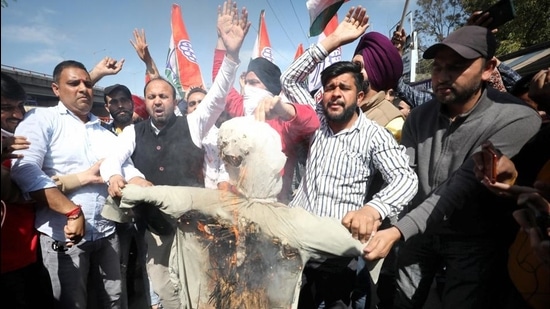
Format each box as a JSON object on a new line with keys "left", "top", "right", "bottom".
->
{"left": 353, "top": 32, "right": 405, "bottom": 141}
{"left": 212, "top": 37, "right": 319, "bottom": 204}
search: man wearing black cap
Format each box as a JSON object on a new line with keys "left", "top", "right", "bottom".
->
{"left": 362, "top": 25, "right": 541, "bottom": 308}
{"left": 103, "top": 84, "right": 135, "bottom": 135}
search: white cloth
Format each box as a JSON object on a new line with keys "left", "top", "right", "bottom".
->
{"left": 218, "top": 116, "right": 286, "bottom": 200}
{"left": 242, "top": 85, "right": 273, "bottom": 116}
{"left": 202, "top": 125, "right": 229, "bottom": 189}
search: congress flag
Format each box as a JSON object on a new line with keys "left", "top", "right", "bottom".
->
{"left": 306, "top": 0, "right": 348, "bottom": 37}
{"left": 165, "top": 4, "right": 204, "bottom": 100}
{"left": 251, "top": 10, "right": 274, "bottom": 63}
{"left": 308, "top": 14, "right": 342, "bottom": 92}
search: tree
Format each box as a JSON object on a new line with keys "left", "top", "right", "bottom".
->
{"left": 413, "top": 0, "right": 550, "bottom": 76}
{"left": 412, "top": 0, "right": 469, "bottom": 76}
{"left": 462, "top": 0, "right": 550, "bottom": 54}
{"left": 413, "top": 0, "right": 468, "bottom": 50}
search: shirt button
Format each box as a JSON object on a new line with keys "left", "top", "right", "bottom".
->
{"left": 159, "top": 166, "right": 164, "bottom": 171}
{"left": 156, "top": 146, "right": 161, "bottom": 150}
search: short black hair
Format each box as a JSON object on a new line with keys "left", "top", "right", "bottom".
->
{"left": 52, "top": 60, "right": 88, "bottom": 84}
{"left": 186, "top": 87, "right": 207, "bottom": 100}
{"left": 320, "top": 61, "right": 364, "bottom": 92}
{"left": 1, "top": 72, "right": 27, "bottom": 102}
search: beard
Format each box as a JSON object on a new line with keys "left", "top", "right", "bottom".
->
{"left": 113, "top": 109, "right": 133, "bottom": 125}
{"left": 435, "top": 79, "right": 483, "bottom": 106}
{"left": 323, "top": 101, "right": 357, "bottom": 123}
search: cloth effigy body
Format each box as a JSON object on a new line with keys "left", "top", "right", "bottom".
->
{"left": 103, "top": 117, "right": 378, "bottom": 308}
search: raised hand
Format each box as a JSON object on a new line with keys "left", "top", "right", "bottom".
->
{"left": 130, "top": 28, "right": 151, "bottom": 62}
{"left": 467, "top": 11, "right": 498, "bottom": 33}
{"left": 130, "top": 28, "right": 160, "bottom": 79}
{"left": 323, "top": 6, "right": 369, "bottom": 52}
{"left": 89, "top": 56, "right": 125, "bottom": 85}
{"left": 391, "top": 26, "right": 407, "bottom": 55}
{"left": 217, "top": 0, "right": 251, "bottom": 62}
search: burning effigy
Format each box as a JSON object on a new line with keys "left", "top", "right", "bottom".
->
{"left": 104, "top": 117, "right": 378, "bottom": 308}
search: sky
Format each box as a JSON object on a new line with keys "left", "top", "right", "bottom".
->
{"left": 1, "top": 0, "right": 416, "bottom": 96}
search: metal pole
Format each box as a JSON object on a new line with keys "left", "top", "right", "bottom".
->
{"left": 398, "top": 0, "right": 410, "bottom": 31}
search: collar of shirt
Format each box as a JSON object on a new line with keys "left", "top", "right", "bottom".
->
{"left": 56, "top": 101, "right": 102, "bottom": 126}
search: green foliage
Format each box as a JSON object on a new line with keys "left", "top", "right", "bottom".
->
{"left": 413, "top": 0, "right": 468, "bottom": 51}
{"left": 462, "top": 0, "right": 550, "bottom": 54}
{"left": 413, "top": 0, "right": 550, "bottom": 75}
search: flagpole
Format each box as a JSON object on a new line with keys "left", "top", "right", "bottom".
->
{"left": 398, "top": 0, "right": 410, "bottom": 31}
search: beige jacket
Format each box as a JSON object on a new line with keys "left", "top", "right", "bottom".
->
{"left": 103, "top": 185, "right": 382, "bottom": 309}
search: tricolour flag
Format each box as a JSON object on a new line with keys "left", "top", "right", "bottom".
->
{"left": 251, "top": 10, "right": 274, "bottom": 63}
{"left": 306, "top": 0, "right": 349, "bottom": 37}
{"left": 165, "top": 4, "right": 204, "bottom": 100}
{"left": 308, "top": 14, "right": 342, "bottom": 92}
{"left": 294, "top": 43, "right": 304, "bottom": 60}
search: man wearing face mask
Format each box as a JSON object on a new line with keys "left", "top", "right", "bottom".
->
{"left": 212, "top": 36, "right": 320, "bottom": 203}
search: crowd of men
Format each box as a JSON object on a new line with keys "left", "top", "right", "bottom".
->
{"left": 1, "top": 1, "right": 548, "bottom": 309}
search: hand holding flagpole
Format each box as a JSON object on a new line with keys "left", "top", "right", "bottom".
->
{"left": 392, "top": 0, "right": 409, "bottom": 55}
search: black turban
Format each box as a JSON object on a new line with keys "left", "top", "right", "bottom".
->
{"left": 247, "top": 57, "right": 282, "bottom": 95}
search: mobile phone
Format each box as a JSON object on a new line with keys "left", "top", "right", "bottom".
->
{"left": 482, "top": 0, "right": 517, "bottom": 30}
{"left": 487, "top": 148, "right": 498, "bottom": 183}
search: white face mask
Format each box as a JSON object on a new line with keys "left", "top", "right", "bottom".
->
{"left": 242, "top": 85, "right": 273, "bottom": 116}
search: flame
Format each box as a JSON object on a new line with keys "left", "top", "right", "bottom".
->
{"left": 197, "top": 221, "right": 214, "bottom": 240}
{"left": 229, "top": 210, "right": 240, "bottom": 265}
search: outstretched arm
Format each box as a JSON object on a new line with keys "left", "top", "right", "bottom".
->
{"left": 130, "top": 28, "right": 160, "bottom": 81}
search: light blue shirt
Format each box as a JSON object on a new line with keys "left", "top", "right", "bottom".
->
{"left": 11, "top": 102, "right": 143, "bottom": 241}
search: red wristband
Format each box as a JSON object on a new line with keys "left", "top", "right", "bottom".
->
{"left": 66, "top": 206, "right": 82, "bottom": 220}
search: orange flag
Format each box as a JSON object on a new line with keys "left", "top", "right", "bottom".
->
{"left": 165, "top": 4, "right": 204, "bottom": 100}
{"left": 294, "top": 43, "right": 304, "bottom": 60}
{"left": 251, "top": 10, "right": 274, "bottom": 63}
{"left": 308, "top": 14, "right": 342, "bottom": 92}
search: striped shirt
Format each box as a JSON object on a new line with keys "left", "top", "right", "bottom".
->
{"left": 284, "top": 43, "right": 418, "bottom": 220}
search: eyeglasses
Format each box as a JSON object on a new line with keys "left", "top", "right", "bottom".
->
{"left": 187, "top": 100, "right": 202, "bottom": 107}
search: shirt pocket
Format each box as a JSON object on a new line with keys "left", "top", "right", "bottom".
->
{"left": 323, "top": 149, "right": 371, "bottom": 180}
